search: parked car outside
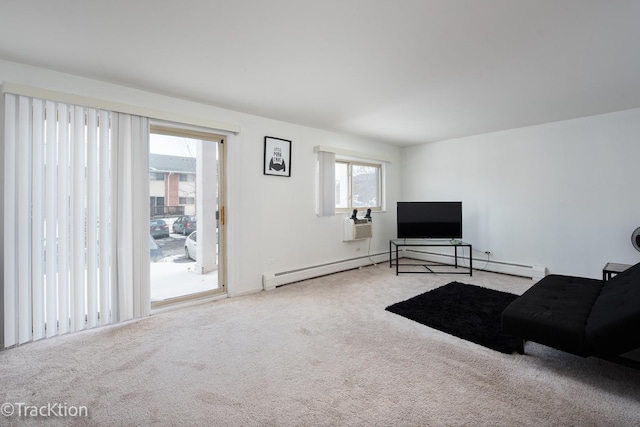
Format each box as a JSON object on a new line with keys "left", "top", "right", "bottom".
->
{"left": 150, "top": 219, "right": 170, "bottom": 239}
{"left": 150, "top": 234, "right": 164, "bottom": 262}
{"left": 172, "top": 215, "right": 197, "bottom": 235}
{"left": 172, "top": 215, "right": 187, "bottom": 234}
{"left": 183, "top": 216, "right": 197, "bottom": 235}
{"left": 184, "top": 231, "right": 197, "bottom": 261}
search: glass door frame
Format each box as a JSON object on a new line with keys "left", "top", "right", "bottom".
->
{"left": 149, "top": 123, "right": 227, "bottom": 307}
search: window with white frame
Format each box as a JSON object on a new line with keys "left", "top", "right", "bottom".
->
{"left": 179, "top": 197, "right": 195, "bottom": 205}
{"left": 335, "top": 160, "right": 382, "bottom": 212}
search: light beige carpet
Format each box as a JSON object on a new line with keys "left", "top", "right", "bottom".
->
{"left": 1, "top": 265, "right": 639, "bottom": 426}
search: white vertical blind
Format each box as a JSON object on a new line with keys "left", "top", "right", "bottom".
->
{"left": 131, "top": 115, "right": 151, "bottom": 317}
{"left": 45, "top": 100, "right": 57, "bottom": 338}
{"left": 112, "top": 115, "right": 133, "bottom": 321}
{"left": 17, "top": 96, "right": 31, "bottom": 344}
{"left": 111, "top": 113, "right": 150, "bottom": 322}
{"left": 57, "top": 102, "right": 70, "bottom": 336}
{"left": 86, "top": 109, "right": 98, "bottom": 328}
{"left": 317, "top": 150, "right": 336, "bottom": 217}
{"left": 3, "top": 94, "right": 17, "bottom": 347}
{"left": 31, "top": 99, "right": 45, "bottom": 340}
{"left": 70, "top": 105, "right": 85, "bottom": 332}
{"left": 99, "top": 110, "right": 110, "bottom": 325}
{"left": 3, "top": 93, "right": 151, "bottom": 348}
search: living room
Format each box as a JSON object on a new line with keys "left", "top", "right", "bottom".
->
{"left": 1, "top": 1, "right": 639, "bottom": 425}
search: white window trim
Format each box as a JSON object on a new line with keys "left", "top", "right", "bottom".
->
{"left": 315, "top": 145, "right": 390, "bottom": 217}
{"left": 313, "top": 145, "right": 392, "bottom": 163}
{"left": 335, "top": 158, "right": 385, "bottom": 214}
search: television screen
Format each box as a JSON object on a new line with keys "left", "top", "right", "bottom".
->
{"left": 397, "top": 202, "right": 462, "bottom": 239}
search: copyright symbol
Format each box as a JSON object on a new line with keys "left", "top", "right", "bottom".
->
{"left": 1, "top": 403, "right": 14, "bottom": 416}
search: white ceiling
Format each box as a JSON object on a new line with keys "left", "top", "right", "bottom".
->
{"left": 1, "top": 0, "right": 639, "bottom": 146}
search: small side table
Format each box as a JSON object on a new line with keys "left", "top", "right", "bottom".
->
{"left": 602, "top": 262, "right": 632, "bottom": 282}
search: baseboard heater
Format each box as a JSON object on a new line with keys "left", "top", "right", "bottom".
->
{"left": 262, "top": 250, "right": 545, "bottom": 291}
{"left": 402, "top": 249, "right": 546, "bottom": 280}
{"left": 262, "top": 252, "right": 391, "bottom": 290}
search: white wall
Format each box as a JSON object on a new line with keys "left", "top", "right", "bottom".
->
{"left": 401, "top": 108, "right": 640, "bottom": 278}
{"left": 0, "top": 59, "right": 402, "bottom": 297}
{"left": 226, "top": 114, "right": 400, "bottom": 296}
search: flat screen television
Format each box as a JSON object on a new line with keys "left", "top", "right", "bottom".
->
{"left": 397, "top": 201, "right": 462, "bottom": 239}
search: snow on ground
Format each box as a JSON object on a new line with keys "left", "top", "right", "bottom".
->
{"left": 150, "top": 260, "right": 219, "bottom": 302}
{"left": 150, "top": 216, "right": 220, "bottom": 302}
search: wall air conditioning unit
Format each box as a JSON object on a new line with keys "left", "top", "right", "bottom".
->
{"left": 343, "top": 217, "right": 373, "bottom": 241}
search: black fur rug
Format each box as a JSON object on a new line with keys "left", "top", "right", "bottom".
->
{"left": 386, "top": 282, "right": 520, "bottom": 354}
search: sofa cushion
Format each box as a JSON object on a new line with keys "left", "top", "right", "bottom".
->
{"left": 586, "top": 261, "right": 640, "bottom": 356}
{"left": 502, "top": 275, "right": 602, "bottom": 356}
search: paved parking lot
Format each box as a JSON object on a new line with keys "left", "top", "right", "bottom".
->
{"left": 154, "top": 233, "right": 193, "bottom": 262}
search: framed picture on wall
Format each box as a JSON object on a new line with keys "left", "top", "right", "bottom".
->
{"left": 264, "top": 136, "right": 291, "bottom": 177}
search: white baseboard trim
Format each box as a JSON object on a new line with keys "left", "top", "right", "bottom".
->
{"left": 402, "top": 249, "right": 546, "bottom": 280}
{"left": 262, "top": 252, "right": 391, "bottom": 290}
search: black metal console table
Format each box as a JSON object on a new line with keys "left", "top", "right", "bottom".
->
{"left": 389, "top": 239, "right": 472, "bottom": 276}
{"left": 602, "top": 262, "right": 632, "bottom": 282}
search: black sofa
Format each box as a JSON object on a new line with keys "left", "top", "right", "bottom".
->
{"left": 501, "top": 261, "right": 640, "bottom": 368}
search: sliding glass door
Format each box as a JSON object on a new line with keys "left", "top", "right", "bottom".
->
{"left": 148, "top": 125, "right": 226, "bottom": 305}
